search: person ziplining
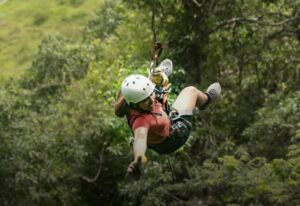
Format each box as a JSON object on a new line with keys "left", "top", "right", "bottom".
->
{"left": 114, "top": 0, "right": 221, "bottom": 179}
{"left": 114, "top": 66, "right": 221, "bottom": 178}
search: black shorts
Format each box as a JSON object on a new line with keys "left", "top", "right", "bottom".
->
{"left": 148, "top": 115, "right": 192, "bottom": 154}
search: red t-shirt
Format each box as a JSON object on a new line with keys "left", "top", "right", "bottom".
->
{"left": 127, "top": 100, "right": 171, "bottom": 144}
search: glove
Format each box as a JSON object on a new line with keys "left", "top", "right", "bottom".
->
{"left": 149, "top": 67, "right": 169, "bottom": 87}
{"left": 126, "top": 156, "right": 147, "bottom": 180}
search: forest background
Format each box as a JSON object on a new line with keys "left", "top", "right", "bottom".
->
{"left": 0, "top": 0, "right": 300, "bottom": 205}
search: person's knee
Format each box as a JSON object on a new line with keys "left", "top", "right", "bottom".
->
{"left": 182, "top": 86, "right": 198, "bottom": 94}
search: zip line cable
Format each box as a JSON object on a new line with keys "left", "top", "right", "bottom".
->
{"left": 150, "top": 0, "right": 162, "bottom": 71}
{"left": 151, "top": 0, "right": 157, "bottom": 45}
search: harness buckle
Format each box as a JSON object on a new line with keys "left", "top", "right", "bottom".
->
{"left": 169, "top": 109, "right": 180, "bottom": 121}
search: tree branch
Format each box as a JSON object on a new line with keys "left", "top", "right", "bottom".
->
{"left": 268, "top": 15, "right": 300, "bottom": 26}
{"left": 211, "top": 15, "right": 300, "bottom": 33}
{"left": 81, "top": 136, "right": 113, "bottom": 183}
{"left": 191, "top": 0, "right": 202, "bottom": 8}
{"left": 211, "top": 17, "right": 258, "bottom": 32}
{"left": 209, "top": 0, "right": 218, "bottom": 13}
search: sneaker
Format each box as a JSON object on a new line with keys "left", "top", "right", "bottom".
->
{"left": 199, "top": 82, "right": 221, "bottom": 110}
{"left": 206, "top": 82, "right": 221, "bottom": 102}
{"left": 158, "top": 59, "right": 173, "bottom": 77}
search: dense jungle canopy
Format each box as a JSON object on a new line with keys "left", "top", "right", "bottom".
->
{"left": 0, "top": 0, "right": 300, "bottom": 205}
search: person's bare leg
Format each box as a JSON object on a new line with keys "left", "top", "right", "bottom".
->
{"left": 172, "top": 86, "right": 208, "bottom": 115}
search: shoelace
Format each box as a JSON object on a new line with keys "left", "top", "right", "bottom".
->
{"left": 208, "top": 89, "right": 217, "bottom": 98}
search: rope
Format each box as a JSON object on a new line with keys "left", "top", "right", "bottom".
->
{"left": 150, "top": 0, "right": 158, "bottom": 72}
{"left": 151, "top": 0, "right": 157, "bottom": 46}
{"left": 150, "top": 0, "right": 163, "bottom": 72}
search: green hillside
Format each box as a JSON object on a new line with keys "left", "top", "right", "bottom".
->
{"left": 0, "top": 0, "right": 103, "bottom": 83}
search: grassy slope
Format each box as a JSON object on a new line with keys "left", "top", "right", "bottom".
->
{"left": 0, "top": 0, "right": 103, "bottom": 84}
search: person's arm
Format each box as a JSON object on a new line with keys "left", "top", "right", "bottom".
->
{"left": 132, "top": 127, "right": 148, "bottom": 162}
{"left": 126, "top": 126, "right": 148, "bottom": 178}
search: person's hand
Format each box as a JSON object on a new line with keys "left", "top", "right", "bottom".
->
{"left": 149, "top": 67, "right": 169, "bottom": 87}
{"left": 126, "top": 156, "right": 147, "bottom": 180}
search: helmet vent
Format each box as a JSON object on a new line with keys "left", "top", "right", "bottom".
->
{"left": 121, "top": 74, "right": 154, "bottom": 104}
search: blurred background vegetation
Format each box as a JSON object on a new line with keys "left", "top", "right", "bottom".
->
{"left": 0, "top": 0, "right": 103, "bottom": 83}
{"left": 0, "top": 0, "right": 299, "bottom": 205}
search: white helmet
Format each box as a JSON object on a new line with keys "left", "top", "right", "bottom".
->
{"left": 121, "top": 74, "right": 155, "bottom": 104}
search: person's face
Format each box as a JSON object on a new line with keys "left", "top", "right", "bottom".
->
{"left": 137, "top": 92, "right": 155, "bottom": 112}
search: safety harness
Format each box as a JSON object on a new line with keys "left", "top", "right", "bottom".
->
{"left": 147, "top": 92, "right": 193, "bottom": 154}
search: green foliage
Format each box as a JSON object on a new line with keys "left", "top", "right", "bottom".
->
{"left": 83, "top": 0, "right": 152, "bottom": 68}
{"left": 84, "top": 0, "right": 124, "bottom": 41}
{"left": 0, "top": 67, "right": 129, "bottom": 205}
{"left": 1, "top": 0, "right": 300, "bottom": 205}
{"left": 243, "top": 92, "right": 300, "bottom": 159}
{"left": 18, "top": 35, "right": 91, "bottom": 111}
{"left": 23, "top": 35, "right": 90, "bottom": 88}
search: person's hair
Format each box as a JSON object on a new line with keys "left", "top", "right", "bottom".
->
{"left": 114, "top": 91, "right": 151, "bottom": 117}
{"left": 114, "top": 91, "right": 129, "bottom": 117}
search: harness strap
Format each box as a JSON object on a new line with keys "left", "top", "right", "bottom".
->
{"left": 168, "top": 108, "right": 192, "bottom": 130}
